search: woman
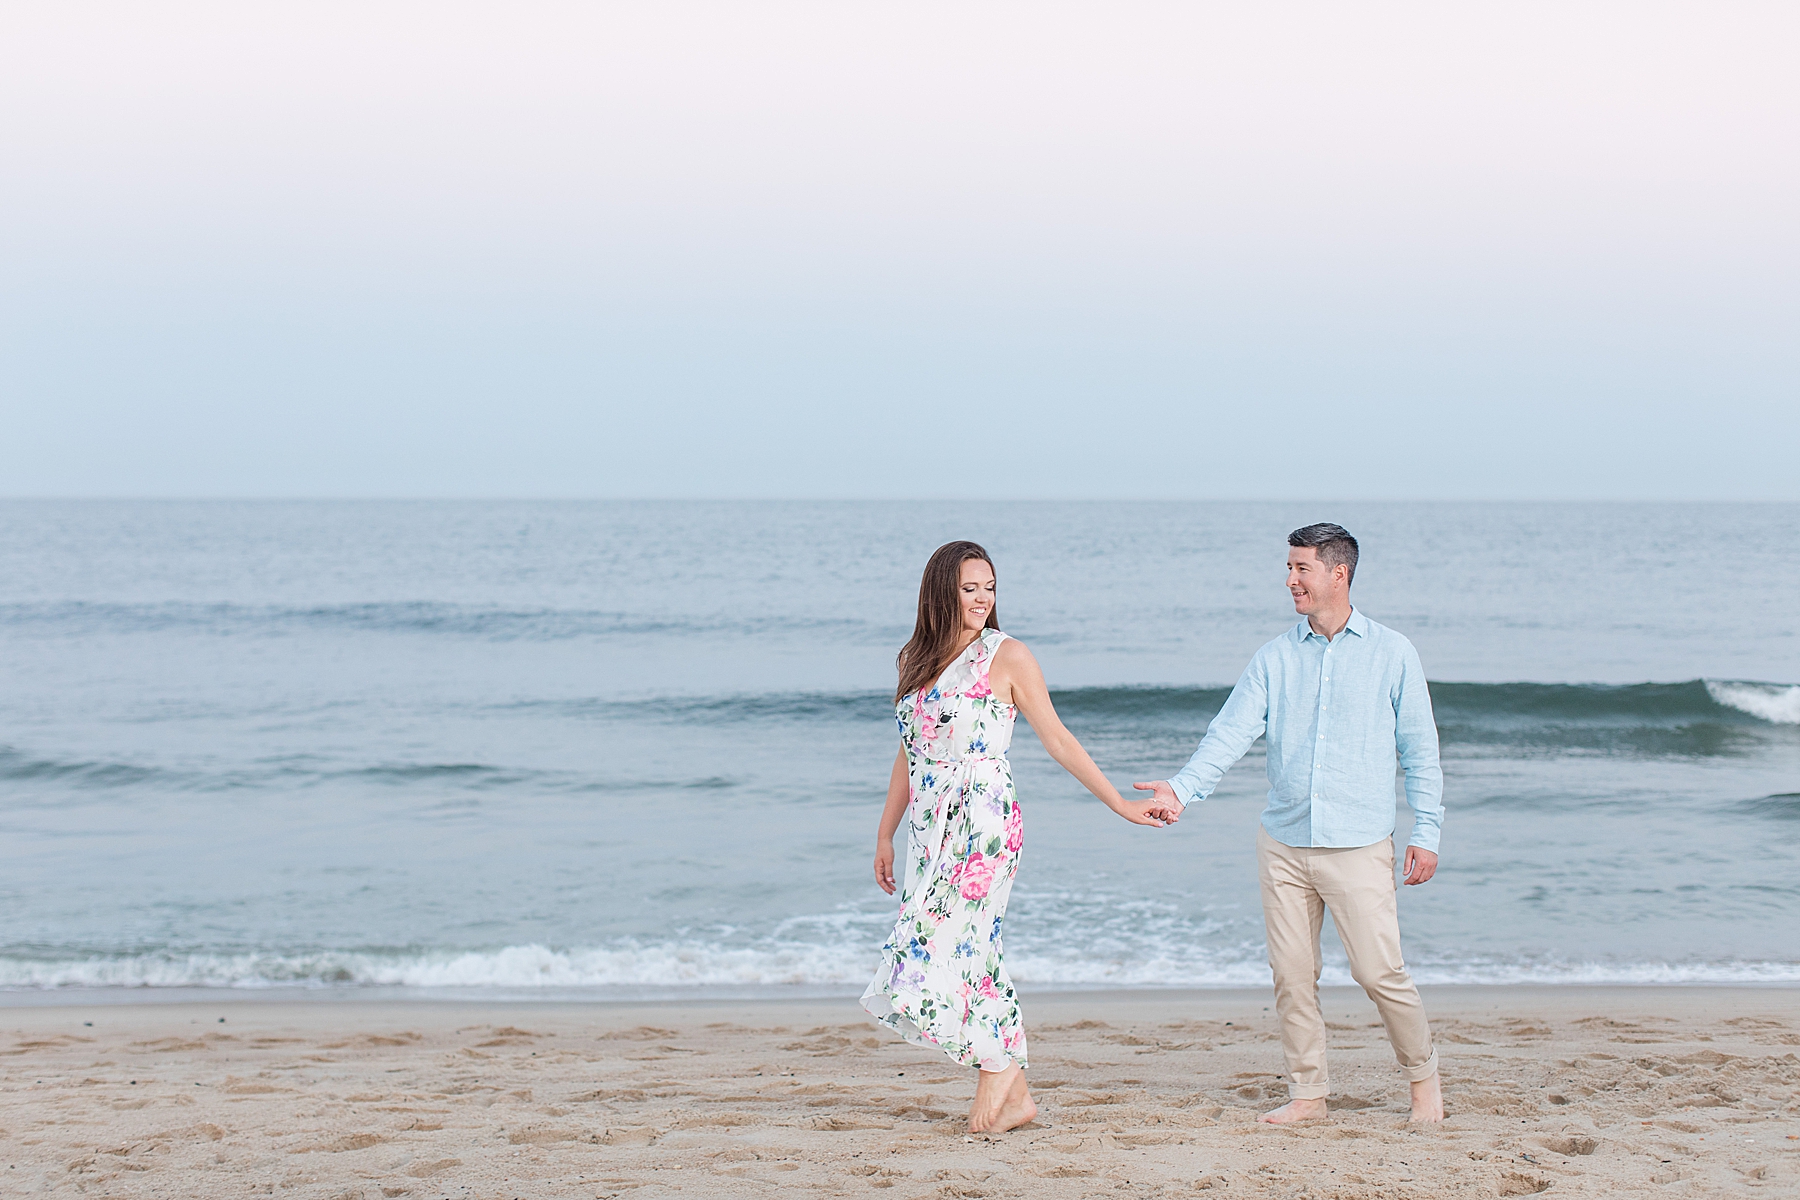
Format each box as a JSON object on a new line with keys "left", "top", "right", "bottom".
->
{"left": 861, "top": 540, "right": 1180, "bottom": 1134}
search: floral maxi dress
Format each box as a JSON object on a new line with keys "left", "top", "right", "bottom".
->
{"left": 862, "top": 630, "right": 1027, "bottom": 1071}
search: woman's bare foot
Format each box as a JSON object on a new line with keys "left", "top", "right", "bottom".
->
{"left": 1408, "top": 1072, "right": 1444, "bottom": 1123}
{"left": 985, "top": 1068, "right": 1037, "bottom": 1133}
{"left": 968, "top": 1063, "right": 1023, "bottom": 1133}
{"left": 1259, "top": 1096, "right": 1328, "bottom": 1124}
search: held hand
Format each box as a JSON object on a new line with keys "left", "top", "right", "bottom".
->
{"left": 1114, "top": 798, "right": 1173, "bottom": 826}
{"left": 874, "top": 840, "right": 897, "bottom": 895}
{"left": 1402, "top": 845, "right": 1438, "bottom": 885}
{"left": 1132, "top": 780, "right": 1183, "bottom": 823}
{"left": 1111, "top": 782, "right": 1180, "bottom": 825}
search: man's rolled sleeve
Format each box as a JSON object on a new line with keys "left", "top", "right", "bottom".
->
{"left": 1167, "top": 659, "right": 1270, "bottom": 808}
{"left": 1393, "top": 643, "right": 1444, "bottom": 853}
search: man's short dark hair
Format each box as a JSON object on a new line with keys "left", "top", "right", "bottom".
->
{"left": 1288, "top": 522, "right": 1359, "bottom": 587}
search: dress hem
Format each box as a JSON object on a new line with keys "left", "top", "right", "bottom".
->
{"left": 861, "top": 982, "right": 1027, "bottom": 1073}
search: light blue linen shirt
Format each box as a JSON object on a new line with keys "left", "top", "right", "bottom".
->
{"left": 1167, "top": 608, "right": 1445, "bottom": 853}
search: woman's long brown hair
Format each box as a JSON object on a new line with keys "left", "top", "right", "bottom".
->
{"left": 895, "top": 541, "right": 1001, "bottom": 702}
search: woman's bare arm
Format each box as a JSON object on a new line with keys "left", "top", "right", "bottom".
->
{"left": 993, "top": 640, "right": 1179, "bottom": 827}
{"left": 873, "top": 746, "right": 909, "bottom": 894}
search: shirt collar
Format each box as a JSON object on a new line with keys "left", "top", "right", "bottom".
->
{"left": 1297, "top": 607, "right": 1367, "bottom": 643}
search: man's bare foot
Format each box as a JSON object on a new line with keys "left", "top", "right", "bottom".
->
{"left": 1259, "top": 1096, "right": 1328, "bottom": 1124}
{"left": 968, "top": 1063, "right": 1023, "bottom": 1133}
{"left": 985, "top": 1067, "right": 1038, "bottom": 1133}
{"left": 1409, "top": 1072, "right": 1444, "bottom": 1123}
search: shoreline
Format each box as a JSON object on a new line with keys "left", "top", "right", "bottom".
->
{"left": 2, "top": 980, "right": 1798, "bottom": 1010}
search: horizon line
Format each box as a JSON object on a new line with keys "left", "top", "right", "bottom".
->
{"left": 1, "top": 495, "right": 1798, "bottom": 506}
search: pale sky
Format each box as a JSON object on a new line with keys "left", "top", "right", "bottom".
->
{"left": 1, "top": 2, "right": 1795, "bottom": 499}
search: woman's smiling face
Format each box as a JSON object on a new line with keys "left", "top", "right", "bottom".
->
{"left": 959, "top": 557, "right": 996, "bottom": 634}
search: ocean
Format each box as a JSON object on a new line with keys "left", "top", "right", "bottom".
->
{"left": 1, "top": 500, "right": 1796, "bottom": 996}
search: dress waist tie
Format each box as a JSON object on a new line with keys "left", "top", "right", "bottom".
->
{"left": 915, "top": 754, "right": 1006, "bottom": 897}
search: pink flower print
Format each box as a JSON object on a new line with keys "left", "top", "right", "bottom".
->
{"left": 966, "top": 643, "right": 996, "bottom": 699}
{"left": 1004, "top": 804, "right": 1023, "bottom": 855}
{"left": 913, "top": 691, "right": 941, "bottom": 745}
{"left": 914, "top": 694, "right": 943, "bottom": 741}
{"left": 976, "top": 975, "right": 1002, "bottom": 1001}
{"left": 956, "top": 851, "right": 996, "bottom": 901}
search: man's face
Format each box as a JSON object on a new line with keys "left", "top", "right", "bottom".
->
{"left": 1286, "top": 546, "right": 1346, "bottom": 615}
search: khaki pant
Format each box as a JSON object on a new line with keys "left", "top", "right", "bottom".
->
{"left": 1257, "top": 827, "right": 1438, "bottom": 1100}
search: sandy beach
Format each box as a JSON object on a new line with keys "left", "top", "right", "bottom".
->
{"left": 0, "top": 986, "right": 1794, "bottom": 1198}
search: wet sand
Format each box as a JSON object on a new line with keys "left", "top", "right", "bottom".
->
{"left": 3, "top": 986, "right": 1797, "bottom": 1198}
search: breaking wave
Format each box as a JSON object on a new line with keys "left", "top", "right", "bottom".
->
{"left": 1706, "top": 680, "right": 1800, "bottom": 725}
{"left": 5, "top": 681, "right": 1794, "bottom": 796}
{"left": 1052, "top": 679, "right": 1800, "bottom": 727}
{"left": 2, "top": 941, "right": 1794, "bottom": 992}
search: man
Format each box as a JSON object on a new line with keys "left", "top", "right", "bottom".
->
{"left": 1135, "top": 522, "right": 1445, "bottom": 1123}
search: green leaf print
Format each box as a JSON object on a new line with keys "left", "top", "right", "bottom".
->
{"left": 985, "top": 835, "right": 1002, "bottom": 857}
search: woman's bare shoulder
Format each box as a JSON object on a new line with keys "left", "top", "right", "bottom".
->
{"left": 992, "top": 635, "right": 1038, "bottom": 669}
{"left": 993, "top": 633, "right": 1036, "bottom": 662}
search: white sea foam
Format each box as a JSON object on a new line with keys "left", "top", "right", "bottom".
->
{"left": 0, "top": 942, "right": 869, "bottom": 991}
{"left": 2, "top": 943, "right": 1796, "bottom": 991}
{"left": 1706, "top": 680, "right": 1800, "bottom": 724}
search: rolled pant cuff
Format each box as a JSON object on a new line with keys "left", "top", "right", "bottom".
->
{"left": 1287, "top": 1082, "right": 1330, "bottom": 1100}
{"left": 1402, "top": 1049, "right": 1439, "bottom": 1084}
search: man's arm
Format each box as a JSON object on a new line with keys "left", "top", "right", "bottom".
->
{"left": 1135, "top": 658, "right": 1269, "bottom": 808}
{"left": 1394, "top": 641, "right": 1444, "bottom": 880}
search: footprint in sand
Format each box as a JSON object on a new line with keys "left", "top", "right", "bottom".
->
{"left": 406, "top": 1158, "right": 461, "bottom": 1178}
{"left": 1498, "top": 1171, "right": 1551, "bottom": 1195}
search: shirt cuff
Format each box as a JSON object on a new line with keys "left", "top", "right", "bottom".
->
{"left": 1166, "top": 778, "right": 1195, "bottom": 808}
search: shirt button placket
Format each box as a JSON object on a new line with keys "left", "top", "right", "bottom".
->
{"left": 1312, "top": 640, "right": 1332, "bottom": 844}
{"left": 1317, "top": 644, "right": 1332, "bottom": 841}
